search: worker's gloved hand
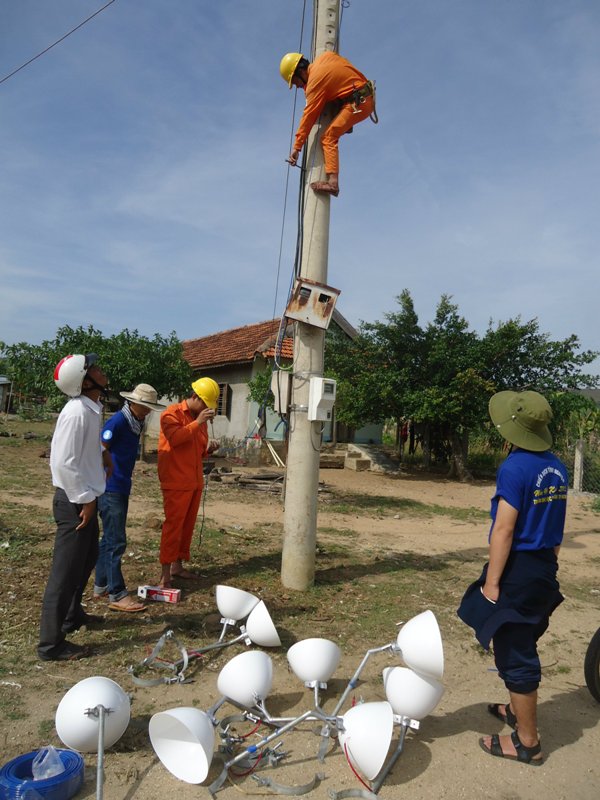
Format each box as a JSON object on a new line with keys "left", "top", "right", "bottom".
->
{"left": 287, "top": 149, "right": 300, "bottom": 167}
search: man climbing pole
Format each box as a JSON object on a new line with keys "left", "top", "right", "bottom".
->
{"left": 281, "top": 51, "right": 376, "bottom": 198}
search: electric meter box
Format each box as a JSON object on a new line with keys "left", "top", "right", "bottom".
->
{"left": 308, "top": 377, "right": 336, "bottom": 421}
{"left": 285, "top": 278, "right": 340, "bottom": 330}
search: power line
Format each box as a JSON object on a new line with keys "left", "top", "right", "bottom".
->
{"left": 0, "top": 0, "right": 117, "bottom": 86}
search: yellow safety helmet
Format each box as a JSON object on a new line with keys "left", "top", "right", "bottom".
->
{"left": 280, "top": 52, "right": 304, "bottom": 87}
{"left": 191, "top": 377, "right": 220, "bottom": 409}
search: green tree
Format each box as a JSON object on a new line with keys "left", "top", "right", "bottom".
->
{"left": 411, "top": 296, "right": 494, "bottom": 478}
{"left": 326, "top": 290, "right": 425, "bottom": 431}
{"left": 480, "top": 317, "right": 598, "bottom": 391}
{"left": 246, "top": 363, "right": 275, "bottom": 408}
{"left": 326, "top": 291, "right": 599, "bottom": 481}
{"left": 1, "top": 326, "right": 191, "bottom": 409}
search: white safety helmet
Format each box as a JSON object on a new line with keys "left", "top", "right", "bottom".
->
{"left": 54, "top": 353, "right": 98, "bottom": 397}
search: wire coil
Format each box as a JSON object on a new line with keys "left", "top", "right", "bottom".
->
{"left": 0, "top": 749, "right": 84, "bottom": 800}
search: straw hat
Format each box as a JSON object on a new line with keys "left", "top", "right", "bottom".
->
{"left": 488, "top": 390, "right": 553, "bottom": 452}
{"left": 119, "top": 383, "right": 166, "bottom": 412}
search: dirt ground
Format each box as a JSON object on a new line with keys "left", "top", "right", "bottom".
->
{"left": 1, "top": 462, "right": 600, "bottom": 799}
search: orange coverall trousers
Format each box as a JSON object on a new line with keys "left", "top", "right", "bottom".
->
{"left": 321, "top": 95, "right": 374, "bottom": 174}
{"left": 159, "top": 488, "right": 202, "bottom": 565}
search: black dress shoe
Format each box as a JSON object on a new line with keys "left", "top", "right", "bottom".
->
{"left": 62, "top": 613, "right": 104, "bottom": 634}
{"left": 38, "top": 641, "right": 88, "bottom": 661}
{"left": 81, "top": 613, "right": 104, "bottom": 625}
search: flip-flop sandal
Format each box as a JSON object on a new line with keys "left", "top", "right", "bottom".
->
{"left": 487, "top": 702, "right": 517, "bottom": 729}
{"left": 108, "top": 600, "right": 146, "bottom": 613}
{"left": 310, "top": 181, "right": 339, "bottom": 197}
{"left": 479, "top": 731, "right": 543, "bottom": 766}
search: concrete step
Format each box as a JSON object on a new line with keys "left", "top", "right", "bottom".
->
{"left": 345, "top": 456, "right": 371, "bottom": 471}
{"left": 319, "top": 454, "right": 345, "bottom": 469}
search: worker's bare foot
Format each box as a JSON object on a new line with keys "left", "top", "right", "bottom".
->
{"left": 169, "top": 560, "right": 198, "bottom": 580}
{"left": 311, "top": 181, "right": 339, "bottom": 197}
{"left": 171, "top": 568, "right": 198, "bottom": 580}
{"left": 159, "top": 565, "right": 172, "bottom": 588}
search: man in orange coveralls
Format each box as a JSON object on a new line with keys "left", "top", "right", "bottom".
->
{"left": 157, "top": 377, "right": 220, "bottom": 588}
{"left": 281, "top": 51, "right": 375, "bottom": 197}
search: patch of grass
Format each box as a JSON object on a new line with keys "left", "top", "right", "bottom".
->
{"left": 0, "top": 438, "right": 25, "bottom": 449}
{"left": 38, "top": 719, "right": 55, "bottom": 740}
{"left": 0, "top": 687, "right": 29, "bottom": 721}
{"left": 0, "top": 417, "right": 55, "bottom": 438}
{"left": 323, "top": 491, "right": 488, "bottom": 522}
{"left": 0, "top": 506, "right": 53, "bottom": 562}
{"left": 318, "top": 527, "right": 358, "bottom": 538}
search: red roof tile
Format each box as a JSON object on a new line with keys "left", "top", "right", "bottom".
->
{"left": 182, "top": 309, "right": 354, "bottom": 370}
{"left": 182, "top": 319, "right": 293, "bottom": 370}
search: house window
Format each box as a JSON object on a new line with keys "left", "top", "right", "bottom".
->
{"left": 217, "top": 383, "right": 231, "bottom": 418}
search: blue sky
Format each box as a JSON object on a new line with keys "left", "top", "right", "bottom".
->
{"left": 1, "top": 1, "right": 598, "bottom": 376}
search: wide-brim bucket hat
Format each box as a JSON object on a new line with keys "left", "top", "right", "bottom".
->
{"left": 488, "top": 390, "right": 553, "bottom": 452}
{"left": 120, "top": 383, "right": 166, "bottom": 412}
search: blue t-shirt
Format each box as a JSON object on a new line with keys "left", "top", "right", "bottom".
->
{"left": 101, "top": 411, "right": 140, "bottom": 495}
{"left": 490, "top": 449, "right": 568, "bottom": 551}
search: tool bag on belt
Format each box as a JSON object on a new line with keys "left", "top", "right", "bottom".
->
{"left": 335, "top": 80, "right": 378, "bottom": 125}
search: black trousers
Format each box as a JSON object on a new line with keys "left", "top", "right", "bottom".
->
{"left": 38, "top": 488, "right": 99, "bottom": 658}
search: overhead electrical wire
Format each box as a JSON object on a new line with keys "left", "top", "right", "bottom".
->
{"left": 0, "top": 0, "right": 117, "bottom": 86}
{"left": 271, "top": 0, "right": 309, "bottom": 323}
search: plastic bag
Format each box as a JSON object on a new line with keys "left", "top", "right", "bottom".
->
{"left": 31, "top": 746, "right": 65, "bottom": 780}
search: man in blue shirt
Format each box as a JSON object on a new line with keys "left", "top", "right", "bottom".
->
{"left": 458, "top": 390, "right": 567, "bottom": 767}
{"left": 94, "top": 384, "right": 165, "bottom": 612}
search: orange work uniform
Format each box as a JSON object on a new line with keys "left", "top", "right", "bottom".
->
{"left": 293, "top": 51, "right": 374, "bottom": 175}
{"left": 157, "top": 400, "right": 208, "bottom": 566}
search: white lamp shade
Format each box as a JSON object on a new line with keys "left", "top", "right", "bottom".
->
{"left": 339, "top": 701, "right": 394, "bottom": 781}
{"left": 395, "top": 610, "right": 444, "bottom": 679}
{"left": 149, "top": 707, "right": 215, "bottom": 784}
{"left": 55, "top": 676, "right": 130, "bottom": 752}
{"left": 215, "top": 585, "right": 259, "bottom": 621}
{"left": 217, "top": 650, "right": 273, "bottom": 707}
{"left": 287, "top": 638, "right": 341, "bottom": 683}
{"left": 382, "top": 666, "right": 444, "bottom": 719}
{"left": 245, "top": 601, "right": 281, "bottom": 647}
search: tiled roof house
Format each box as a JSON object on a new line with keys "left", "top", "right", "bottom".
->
{"left": 182, "top": 319, "right": 295, "bottom": 372}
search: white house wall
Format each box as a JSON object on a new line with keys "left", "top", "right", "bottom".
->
{"left": 212, "top": 363, "right": 254, "bottom": 441}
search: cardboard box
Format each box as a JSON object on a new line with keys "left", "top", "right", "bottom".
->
{"left": 137, "top": 585, "right": 181, "bottom": 603}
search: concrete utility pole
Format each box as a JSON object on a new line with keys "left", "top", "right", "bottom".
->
{"left": 281, "top": 0, "right": 340, "bottom": 590}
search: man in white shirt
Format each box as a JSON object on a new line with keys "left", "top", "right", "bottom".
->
{"left": 38, "top": 354, "right": 112, "bottom": 661}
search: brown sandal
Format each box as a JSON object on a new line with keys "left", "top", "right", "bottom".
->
{"left": 108, "top": 597, "right": 146, "bottom": 613}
